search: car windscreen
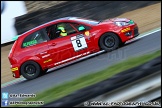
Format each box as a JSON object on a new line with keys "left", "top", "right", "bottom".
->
{"left": 72, "top": 18, "right": 99, "bottom": 25}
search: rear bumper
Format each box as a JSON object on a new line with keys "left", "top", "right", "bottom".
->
{"left": 11, "top": 67, "right": 20, "bottom": 78}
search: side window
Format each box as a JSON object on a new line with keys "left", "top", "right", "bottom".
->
{"left": 46, "top": 25, "right": 58, "bottom": 40}
{"left": 57, "top": 23, "right": 77, "bottom": 36}
{"left": 22, "top": 30, "right": 47, "bottom": 48}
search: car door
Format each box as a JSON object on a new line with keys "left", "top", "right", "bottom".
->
{"left": 46, "top": 22, "right": 79, "bottom": 66}
{"left": 70, "top": 23, "right": 95, "bottom": 56}
{"left": 21, "top": 29, "right": 51, "bottom": 67}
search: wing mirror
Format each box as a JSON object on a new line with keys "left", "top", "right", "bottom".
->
{"left": 78, "top": 26, "right": 86, "bottom": 32}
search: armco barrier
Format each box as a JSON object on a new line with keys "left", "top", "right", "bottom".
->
{"left": 15, "top": 1, "right": 160, "bottom": 35}
{"left": 42, "top": 56, "right": 161, "bottom": 107}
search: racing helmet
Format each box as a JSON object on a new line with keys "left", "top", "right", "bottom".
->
{"left": 57, "top": 26, "right": 67, "bottom": 36}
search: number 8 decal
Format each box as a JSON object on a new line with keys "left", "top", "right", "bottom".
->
{"left": 76, "top": 40, "right": 82, "bottom": 47}
{"left": 71, "top": 34, "right": 87, "bottom": 51}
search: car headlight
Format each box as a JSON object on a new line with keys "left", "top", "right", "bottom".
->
{"left": 114, "top": 21, "right": 129, "bottom": 27}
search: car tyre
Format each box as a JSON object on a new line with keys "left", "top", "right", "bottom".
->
{"left": 41, "top": 69, "right": 48, "bottom": 75}
{"left": 21, "top": 61, "right": 41, "bottom": 80}
{"left": 120, "top": 42, "right": 126, "bottom": 47}
{"left": 99, "top": 33, "right": 120, "bottom": 52}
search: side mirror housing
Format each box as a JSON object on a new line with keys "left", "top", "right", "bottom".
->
{"left": 78, "top": 26, "right": 86, "bottom": 31}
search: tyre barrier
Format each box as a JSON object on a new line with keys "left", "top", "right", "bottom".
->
{"left": 15, "top": 1, "right": 160, "bottom": 35}
{"left": 42, "top": 56, "right": 161, "bottom": 107}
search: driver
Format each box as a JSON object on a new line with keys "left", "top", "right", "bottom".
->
{"left": 57, "top": 26, "right": 67, "bottom": 36}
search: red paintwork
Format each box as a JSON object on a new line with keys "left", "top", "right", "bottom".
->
{"left": 8, "top": 17, "right": 138, "bottom": 78}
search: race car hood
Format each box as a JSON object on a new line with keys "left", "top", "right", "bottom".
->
{"left": 98, "top": 18, "right": 130, "bottom": 25}
{"left": 108, "top": 18, "right": 130, "bottom": 22}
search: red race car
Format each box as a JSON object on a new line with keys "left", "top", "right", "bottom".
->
{"left": 8, "top": 17, "right": 139, "bottom": 80}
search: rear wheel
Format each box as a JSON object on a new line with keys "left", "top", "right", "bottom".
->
{"left": 99, "top": 33, "right": 120, "bottom": 52}
{"left": 21, "top": 61, "right": 41, "bottom": 80}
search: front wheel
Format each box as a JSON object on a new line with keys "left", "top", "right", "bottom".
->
{"left": 99, "top": 33, "right": 120, "bottom": 52}
{"left": 20, "top": 61, "right": 41, "bottom": 80}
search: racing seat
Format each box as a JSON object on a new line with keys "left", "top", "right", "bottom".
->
{"left": 47, "top": 25, "right": 58, "bottom": 40}
{"left": 55, "top": 29, "right": 62, "bottom": 38}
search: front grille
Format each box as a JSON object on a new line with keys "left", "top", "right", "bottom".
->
{"left": 134, "top": 27, "right": 139, "bottom": 37}
{"left": 125, "top": 31, "right": 132, "bottom": 36}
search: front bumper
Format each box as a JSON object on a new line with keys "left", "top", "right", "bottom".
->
{"left": 119, "top": 25, "right": 139, "bottom": 42}
{"left": 133, "top": 26, "right": 139, "bottom": 37}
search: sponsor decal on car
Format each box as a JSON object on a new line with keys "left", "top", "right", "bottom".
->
{"left": 71, "top": 34, "right": 88, "bottom": 51}
{"left": 54, "top": 51, "right": 90, "bottom": 65}
{"left": 23, "top": 40, "right": 37, "bottom": 47}
{"left": 121, "top": 27, "right": 130, "bottom": 33}
{"left": 43, "top": 59, "right": 52, "bottom": 63}
{"left": 42, "top": 54, "right": 51, "bottom": 58}
{"left": 11, "top": 67, "right": 18, "bottom": 71}
{"left": 84, "top": 31, "right": 90, "bottom": 36}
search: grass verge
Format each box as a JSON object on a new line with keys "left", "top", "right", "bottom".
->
{"left": 12, "top": 50, "right": 161, "bottom": 107}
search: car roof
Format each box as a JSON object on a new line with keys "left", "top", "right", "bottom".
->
{"left": 20, "top": 17, "right": 81, "bottom": 36}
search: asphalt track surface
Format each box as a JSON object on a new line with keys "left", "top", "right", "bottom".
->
{"left": 1, "top": 31, "right": 161, "bottom": 102}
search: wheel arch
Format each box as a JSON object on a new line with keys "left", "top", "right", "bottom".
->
{"left": 98, "top": 31, "right": 122, "bottom": 49}
{"left": 19, "top": 59, "right": 43, "bottom": 76}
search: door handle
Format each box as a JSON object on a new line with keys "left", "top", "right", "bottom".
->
{"left": 51, "top": 43, "right": 56, "bottom": 46}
